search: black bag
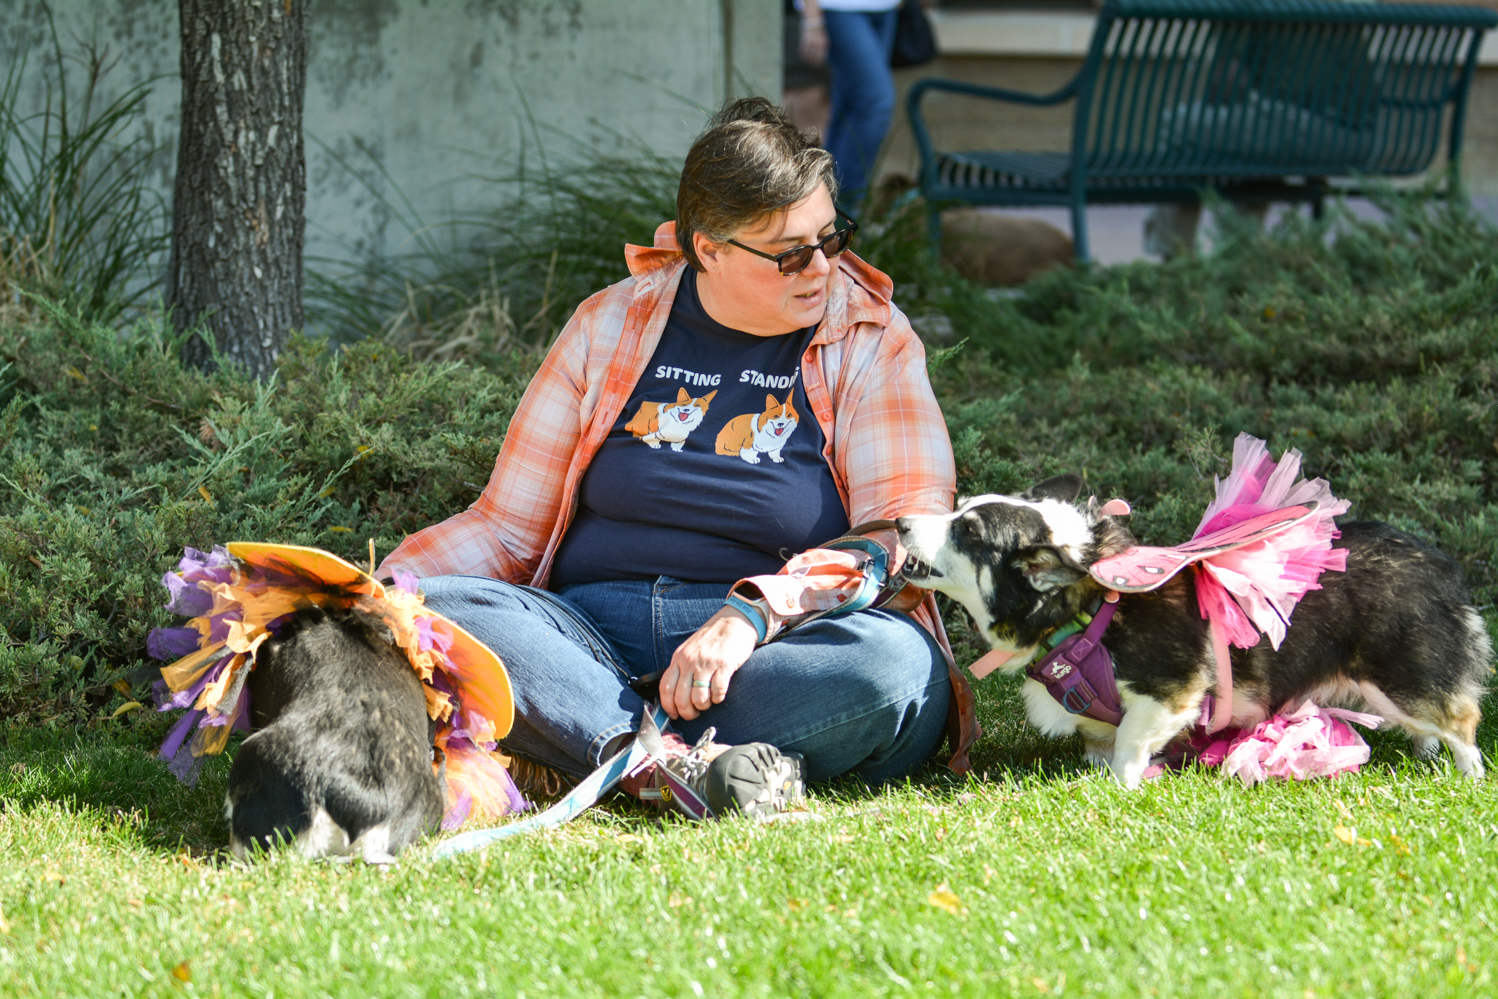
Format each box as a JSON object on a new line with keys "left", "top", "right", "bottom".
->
{"left": 890, "top": 1, "right": 937, "bottom": 69}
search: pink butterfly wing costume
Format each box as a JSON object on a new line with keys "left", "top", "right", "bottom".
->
{"left": 1084, "top": 434, "right": 1373, "bottom": 783}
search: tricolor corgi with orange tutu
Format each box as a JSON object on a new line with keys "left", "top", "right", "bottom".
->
{"left": 147, "top": 544, "right": 523, "bottom": 861}
{"left": 896, "top": 435, "right": 1490, "bottom": 787}
{"left": 715, "top": 393, "right": 800, "bottom": 464}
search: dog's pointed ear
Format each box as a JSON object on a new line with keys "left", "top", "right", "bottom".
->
{"left": 1023, "top": 474, "right": 1084, "bottom": 504}
{"left": 1013, "top": 546, "right": 1087, "bottom": 592}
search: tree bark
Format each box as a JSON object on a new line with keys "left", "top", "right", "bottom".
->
{"left": 166, "top": 0, "right": 308, "bottom": 379}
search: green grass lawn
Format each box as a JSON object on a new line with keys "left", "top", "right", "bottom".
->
{"left": 1, "top": 674, "right": 1494, "bottom": 999}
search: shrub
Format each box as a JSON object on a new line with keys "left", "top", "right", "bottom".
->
{"left": 0, "top": 303, "right": 530, "bottom": 722}
{"left": 2, "top": 189, "right": 1495, "bottom": 731}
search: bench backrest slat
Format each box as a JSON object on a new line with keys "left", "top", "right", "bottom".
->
{"left": 1076, "top": 0, "right": 1493, "bottom": 179}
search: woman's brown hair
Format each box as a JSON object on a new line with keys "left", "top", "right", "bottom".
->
{"left": 676, "top": 97, "right": 837, "bottom": 272}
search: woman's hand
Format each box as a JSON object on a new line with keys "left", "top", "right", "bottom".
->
{"left": 660, "top": 606, "right": 758, "bottom": 720}
{"left": 799, "top": 13, "right": 828, "bottom": 66}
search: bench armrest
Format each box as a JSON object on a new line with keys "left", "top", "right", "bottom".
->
{"left": 906, "top": 77, "right": 1080, "bottom": 192}
{"left": 908, "top": 76, "right": 1079, "bottom": 109}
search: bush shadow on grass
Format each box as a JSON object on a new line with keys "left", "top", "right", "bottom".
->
{"left": 0, "top": 713, "right": 232, "bottom": 856}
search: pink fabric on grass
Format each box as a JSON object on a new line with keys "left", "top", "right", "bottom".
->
{"left": 1195, "top": 700, "right": 1382, "bottom": 786}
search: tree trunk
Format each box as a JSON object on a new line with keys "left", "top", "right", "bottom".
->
{"left": 166, "top": 0, "right": 308, "bottom": 379}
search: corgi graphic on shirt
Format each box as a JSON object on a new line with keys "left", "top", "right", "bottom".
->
{"left": 715, "top": 393, "right": 800, "bottom": 464}
{"left": 624, "top": 387, "right": 717, "bottom": 450}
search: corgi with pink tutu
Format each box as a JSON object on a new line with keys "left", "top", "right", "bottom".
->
{"left": 895, "top": 434, "right": 1490, "bottom": 787}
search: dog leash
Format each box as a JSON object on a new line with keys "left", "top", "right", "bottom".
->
{"left": 432, "top": 703, "right": 705, "bottom": 858}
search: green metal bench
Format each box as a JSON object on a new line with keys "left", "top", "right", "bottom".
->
{"left": 906, "top": 0, "right": 1497, "bottom": 260}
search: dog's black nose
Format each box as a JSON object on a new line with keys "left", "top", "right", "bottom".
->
{"left": 895, "top": 516, "right": 912, "bottom": 533}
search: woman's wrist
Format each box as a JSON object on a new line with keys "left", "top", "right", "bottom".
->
{"left": 723, "top": 592, "right": 770, "bottom": 644}
{"left": 801, "top": 16, "right": 824, "bottom": 29}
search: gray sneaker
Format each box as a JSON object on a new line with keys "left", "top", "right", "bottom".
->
{"left": 641, "top": 727, "right": 805, "bottom": 821}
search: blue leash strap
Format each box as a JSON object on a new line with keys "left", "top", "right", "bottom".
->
{"left": 818, "top": 536, "right": 889, "bottom": 618}
{"left": 432, "top": 703, "right": 673, "bottom": 859}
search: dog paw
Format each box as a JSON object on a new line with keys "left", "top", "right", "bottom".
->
{"left": 1411, "top": 735, "right": 1441, "bottom": 760}
{"left": 1081, "top": 741, "right": 1113, "bottom": 768}
{"left": 362, "top": 851, "right": 399, "bottom": 866}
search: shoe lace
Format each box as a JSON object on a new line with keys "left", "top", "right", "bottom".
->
{"left": 665, "top": 726, "right": 719, "bottom": 788}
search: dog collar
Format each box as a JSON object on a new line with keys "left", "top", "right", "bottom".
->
{"left": 968, "top": 600, "right": 1099, "bottom": 680}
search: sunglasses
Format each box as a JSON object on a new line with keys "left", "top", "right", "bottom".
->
{"left": 728, "top": 214, "right": 859, "bottom": 276}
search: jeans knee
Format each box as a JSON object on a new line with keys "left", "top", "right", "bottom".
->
{"left": 836, "top": 614, "right": 947, "bottom": 705}
{"left": 417, "top": 574, "right": 526, "bottom": 616}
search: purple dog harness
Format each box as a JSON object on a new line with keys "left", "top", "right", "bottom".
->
{"left": 1025, "top": 594, "right": 1125, "bottom": 726}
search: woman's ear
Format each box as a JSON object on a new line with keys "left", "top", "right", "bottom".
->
{"left": 694, "top": 231, "right": 727, "bottom": 272}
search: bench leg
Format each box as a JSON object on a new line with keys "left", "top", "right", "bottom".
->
{"left": 1071, "top": 198, "right": 1090, "bottom": 263}
{"left": 927, "top": 205, "right": 943, "bottom": 250}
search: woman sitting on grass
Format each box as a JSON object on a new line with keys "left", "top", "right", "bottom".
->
{"left": 378, "top": 98, "right": 976, "bottom": 820}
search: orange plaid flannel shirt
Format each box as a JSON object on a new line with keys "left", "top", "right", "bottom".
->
{"left": 380, "top": 222, "right": 979, "bottom": 771}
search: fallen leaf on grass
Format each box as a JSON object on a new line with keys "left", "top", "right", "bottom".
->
{"left": 171, "top": 961, "right": 190, "bottom": 983}
{"left": 197, "top": 486, "right": 214, "bottom": 505}
{"left": 927, "top": 884, "right": 965, "bottom": 916}
{"left": 329, "top": 525, "right": 353, "bottom": 533}
{"left": 830, "top": 835, "right": 854, "bottom": 844}
{"left": 109, "top": 701, "right": 143, "bottom": 720}
{"left": 112, "top": 679, "right": 132, "bottom": 696}
{"left": 1390, "top": 835, "right": 1412, "bottom": 856}
{"left": 1333, "top": 824, "right": 1372, "bottom": 847}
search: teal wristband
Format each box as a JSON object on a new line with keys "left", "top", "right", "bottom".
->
{"left": 723, "top": 594, "right": 769, "bottom": 644}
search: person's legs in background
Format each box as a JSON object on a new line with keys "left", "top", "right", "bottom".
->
{"left": 822, "top": 9, "right": 899, "bottom": 213}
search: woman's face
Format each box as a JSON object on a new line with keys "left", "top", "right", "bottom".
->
{"left": 693, "top": 184, "right": 838, "bottom": 337}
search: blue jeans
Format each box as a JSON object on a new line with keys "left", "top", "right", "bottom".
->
{"left": 824, "top": 9, "right": 899, "bottom": 212}
{"left": 418, "top": 575, "right": 949, "bottom": 785}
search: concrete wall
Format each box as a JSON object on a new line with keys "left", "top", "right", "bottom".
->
{"left": 0, "top": 0, "right": 781, "bottom": 262}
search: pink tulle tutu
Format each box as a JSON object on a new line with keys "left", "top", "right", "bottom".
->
{"left": 1193, "top": 433, "right": 1351, "bottom": 651}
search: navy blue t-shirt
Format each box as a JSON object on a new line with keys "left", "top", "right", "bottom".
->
{"left": 549, "top": 268, "right": 850, "bottom": 587}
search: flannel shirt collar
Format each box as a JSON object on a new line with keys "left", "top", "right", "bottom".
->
{"left": 627, "top": 221, "right": 894, "bottom": 345}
